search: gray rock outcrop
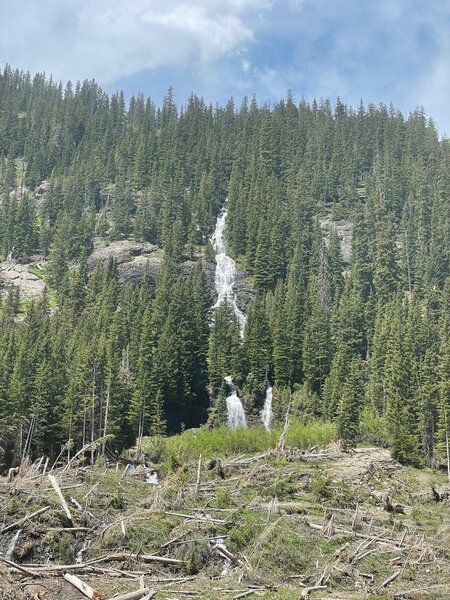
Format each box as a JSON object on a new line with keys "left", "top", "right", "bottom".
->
{"left": 87, "top": 240, "right": 199, "bottom": 284}
{"left": 87, "top": 240, "right": 161, "bottom": 283}
{"left": 319, "top": 217, "right": 353, "bottom": 264}
{"left": 0, "top": 262, "right": 47, "bottom": 299}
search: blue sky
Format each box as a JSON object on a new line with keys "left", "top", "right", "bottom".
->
{"left": 0, "top": 0, "right": 449, "bottom": 135}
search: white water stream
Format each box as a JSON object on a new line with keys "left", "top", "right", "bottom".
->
{"left": 76, "top": 538, "right": 91, "bottom": 564}
{"left": 4, "top": 529, "right": 21, "bottom": 561}
{"left": 224, "top": 376, "right": 247, "bottom": 429}
{"left": 211, "top": 207, "right": 247, "bottom": 336}
{"left": 212, "top": 205, "right": 247, "bottom": 428}
{"left": 261, "top": 383, "right": 273, "bottom": 430}
{"left": 145, "top": 468, "right": 159, "bottom": 485}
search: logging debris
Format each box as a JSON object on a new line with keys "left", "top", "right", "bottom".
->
{"left": 0, "top": 443, "right": 448, "bottom": 599}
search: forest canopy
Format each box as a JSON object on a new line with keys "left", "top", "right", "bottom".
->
{"left": 0, "top": 64, "right": 449, "bottom": 470}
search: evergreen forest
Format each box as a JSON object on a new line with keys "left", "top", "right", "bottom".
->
{"left": 0, "top": 64, "right": 449, "bottom": 470}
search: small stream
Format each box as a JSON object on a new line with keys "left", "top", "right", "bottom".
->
{"left": 0, "top": 529, "right": 21, "bottom": 561}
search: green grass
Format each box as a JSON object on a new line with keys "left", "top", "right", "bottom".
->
{"left": 28, "top": 265, "right": 47, "bottom": 279}
{"left": 141, "top": 420, "right": 336, "bottom": 464}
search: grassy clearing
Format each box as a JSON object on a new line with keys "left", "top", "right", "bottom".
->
{"left": 141, "top": 420, "right": 336, "bottom": 464}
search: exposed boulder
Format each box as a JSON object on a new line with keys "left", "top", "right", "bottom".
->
{"left": 0, "top": 262, "right": 47, "bottom": 299}
{"left": 234, "top": 268, "right": 255, "bottom": 313}
{"left": 87, "top": 240, "right": 160, "bottom": 283}
{"left": 202, "top": 258, "right": 217, "bottom": 298}
{"left": 88, "top": 240, "right": 198, "bottom": 284}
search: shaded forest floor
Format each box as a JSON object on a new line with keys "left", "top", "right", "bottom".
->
{"left": 1, "top": 439, "right": 449, "bottom": 600}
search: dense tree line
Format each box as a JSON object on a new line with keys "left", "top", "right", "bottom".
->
{"left": 0, "top": 64, "right": 449, "bottom": 468}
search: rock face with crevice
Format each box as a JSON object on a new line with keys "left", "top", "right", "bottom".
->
{"left": 87, "top": 240, "right": 160, "bottom": 284}
{"left": 319, "top": 217, "right": 353, "bottom": 264}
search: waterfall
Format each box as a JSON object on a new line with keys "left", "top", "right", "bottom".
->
{"left": 261, "top": 382, "right": 273, "bottom": 430}
{"left": 224, "top": 376, "right": 247, "bottom": 429}
{"left": 76, "top": 538, "right": 91, "bottom": 564}
{"left": 145, "top": 468, "right": 159, "bottom": 485}
{"left": 4, "top": 530, "right": 21, "bottom": 561}
{"left": 211, "top": 207, "right": 247, "bottom": 337}
{"left": 211, "top": 205, "right": 247, "bottom": 428}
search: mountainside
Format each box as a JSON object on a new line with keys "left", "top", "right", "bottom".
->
{"left": 0, "top": 64, "right": 449, "bottom": 475}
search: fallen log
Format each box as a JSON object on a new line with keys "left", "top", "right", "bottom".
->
{"left": 47, "top": 527, "right": 91, "bottom": 532}
{"left": 1, "top": 505, "right": 50, "bottom": 533}
{"left": 213, "top": 544, "right": 245, "bottom": 568}
{"left": 233, "top": 591, "right": 256, "bottom": 599}
{"left": 106, "top": 588, "right": 155, "bottom": 600}
{"left": 105, "top": 553, "right": 183, "bottom": 566}
{"left": 378, "top": 568, "right": 401, "bottom": 589}
{"left": 300, "top": 585, "right": 327, "bottom": 597}
{"left": 165, "top": 511, "right": 225, "bottom": 524}
{"left": 21, "top": 553, "right": 183, "bottom": 573}
{"left": 48, "top": 474, "right": 73, "bottom": 524}
{"left": 64, "top": 573, "right": 101, "bottom": 599}
{"left": 306, "top": 521, "right": 427, "bottom": 551}
{"left": 0, "top": 556, "right": 38, "bottom": 577}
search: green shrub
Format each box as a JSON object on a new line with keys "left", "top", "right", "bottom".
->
{"left": 215, "top": 488, "right": 232, "bottom": 508}
{"left": 178, "top": 537, "right": 210, "bottom": 574}
{"left": 228, "top": 511, "right": 263, "bottom": 551}
{"left": 360, "top": 407, "right": 390, "bottom": 446}
{"left": 263, "top": 476, "right": 297, "bottom": 500}
{"left": 108, "top": 491, "right": 125, "bottom": 509}
{"left": 141, "top": 419, "right": 336, "bottom": 464}
{"left": 43, "top": 531, "right": 75, "bottom": 563}
{"left": 311, "top": 476, "right": 333, "bottom": 501}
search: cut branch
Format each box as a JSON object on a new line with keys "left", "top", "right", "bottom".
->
{"left": 48, "top": 474, "right": 73, "bottom": 524}
{"left": 64, "top": 573, "right": 101, "bottom": 599}
{"left": 1, "top": 505, "right": 50, "bottom": 533}
{"left": 106, "top": 589, "right": 155, "bottom": 600}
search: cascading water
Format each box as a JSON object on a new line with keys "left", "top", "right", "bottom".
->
{"left": 3, "top": 529, "right": 21, "bottom": 561}
{"left": 261, "top": 382, "right": 273, "bottom": 430}
{"left": 76, "top": 538, "right": 91, "bottom": 564}
{"left": 224, "top": 376, "right": 247, "bottom": 429}
{"left": 211, "top": 204, "right": 247, "bottom": 428}
{"left": 211, "top": 207, "right": 247, "bottom": 336}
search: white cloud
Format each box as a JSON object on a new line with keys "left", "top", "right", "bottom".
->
{"left": 412, "top": 41, "right": 450, "bottom": 136}
{"left": 0, "top": 0, "right": 271, "bottom": 84}
{"left": 241, "top": 59, "right": 252, "bottom": 72}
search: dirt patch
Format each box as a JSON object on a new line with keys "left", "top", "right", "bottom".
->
{"left": 329, "top": 446, "right": 401, "bottom": 482}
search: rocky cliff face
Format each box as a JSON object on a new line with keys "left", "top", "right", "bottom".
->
{"left": 87, "top": 240, "right": 199, "bottom": 284}
{"left": 319, "top": 217, "right": 353, "bottom": 264}
{"left": 87, "top": 240, "right": 161, "bottom": 283}
{"left": 0, "top": 239, "right": 255, "bottom": 307}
